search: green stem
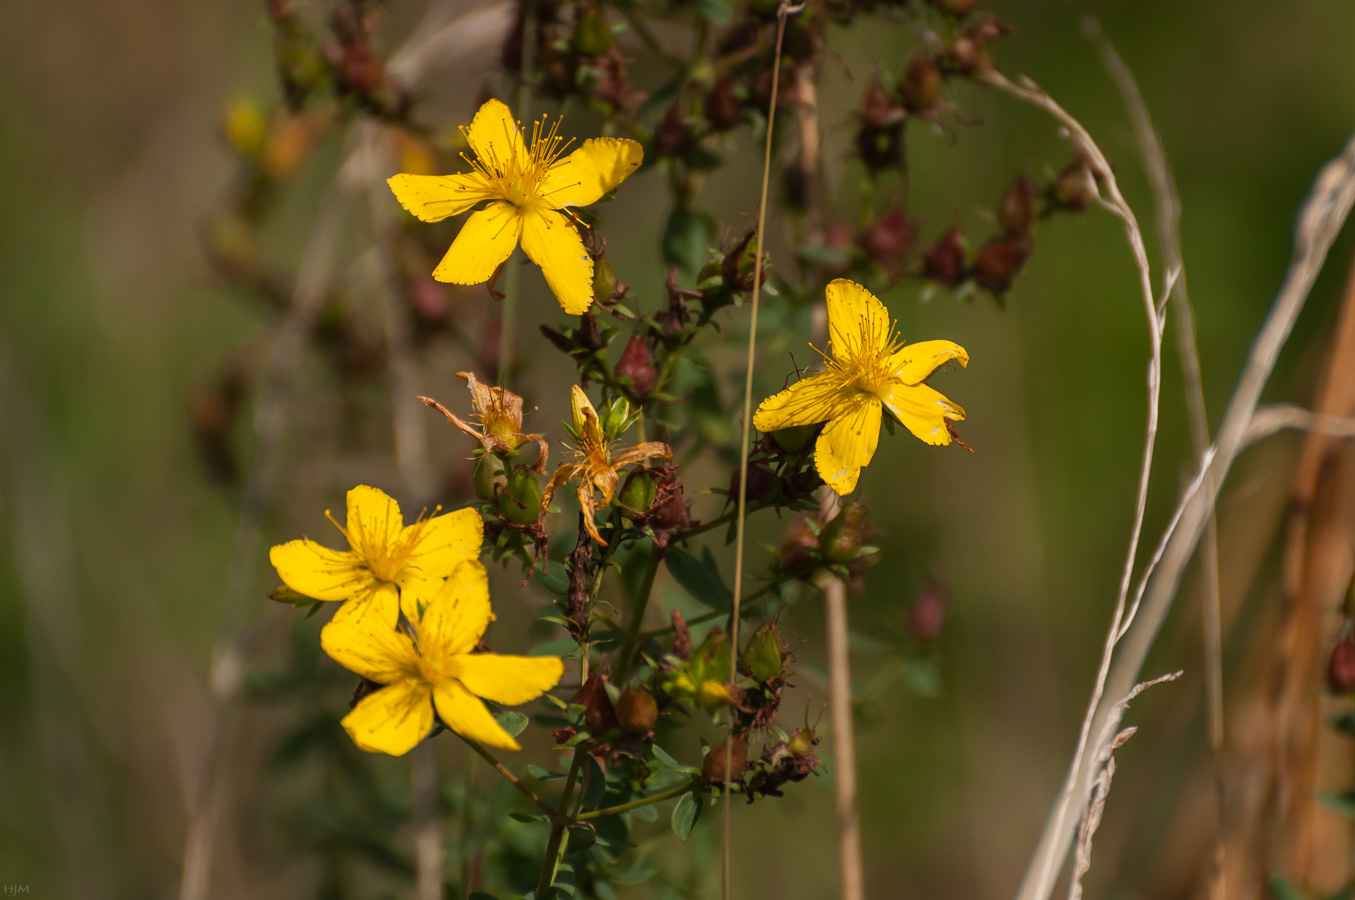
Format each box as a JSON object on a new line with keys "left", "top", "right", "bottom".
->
{"left": 457, "top": 734, "right": 559, "bottom": 821}
{"left": 575, "top": 776, "right": 702, "bottom": 822}
{"left": 537, "top": 749, "right": 585, "bottom": 892}
{"left": 618, "top": 550, "right": 662, "bottom": 676}
{"left": 615, "top": 6, "right": 683, "bottom": 68}
{"left": 675, "top": 509, "right": 738, "bottom": 542}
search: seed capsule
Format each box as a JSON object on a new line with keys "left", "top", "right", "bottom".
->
{"left": 615, "top": 688, "right": 659, "bottom": 734}
{"left": 702, "top": 735, "right": 748, "bottom": 783}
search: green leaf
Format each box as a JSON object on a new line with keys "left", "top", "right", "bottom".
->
{"left": 527, "top": 764, "right": 567, "bottom": 782}
{"left": 651, "top": 744, "right": 683, "bottom": 770}
{"left": 684, "top": 144, "right": 724, "bottom": 170}
{"left": 1318, "top": 790, "right": 1355, "bottom": 819}
{"left": 666, "top": 548, "right": 732, "bottom": 612}
{"left": 508, "top": 811, "right": 550, "bottom": 823}
{"left": 695, "top": 0, "right": 733, "bottom": 24}
{"left": 535, "top": 565, "right": 570, "bottom": 596}
{"left": 494, "top": 711, "right": 530, "bottom": 738}
{"left": 582, "top": 751, "right": 608, "bottom": 810}
{"left": 530, "top": 637, "right": 581, "bottom": 657}
{"left": 671, "top": 791, "right": 702, "bottom": 841}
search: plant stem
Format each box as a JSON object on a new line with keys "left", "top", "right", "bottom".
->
{"left": 618, "top": 551, "right": 661, "bottom": 675}
{"left": 575, "top": 776, "right": 701, "bottom": 821}
{"left": 638, "top": 582, "right": 778, "bottom": 639}
{"left": 537, "top": 749, "right": 585, "bottom": 893}
{"left": 457, "top": 734, "right": 559, "bottom": 820}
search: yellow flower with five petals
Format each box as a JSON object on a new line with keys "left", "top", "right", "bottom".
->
{"left": 543, "top": 386, "right": 672, "bottom": 545}
{"left": 270, "top": 485, "right": 483, "bottom": 627}
{"left": 320, "top": 561, "right": 564, "bottom": 754}
{"left": 753, "top": 279, "right": 969, "bottom": 495}
{"left": 387, "top": 98, "right": 643, "bottom": 315}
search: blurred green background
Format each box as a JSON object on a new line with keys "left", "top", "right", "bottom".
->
{"left": 3, "top": 0, "right": 1355, "bottom": 897}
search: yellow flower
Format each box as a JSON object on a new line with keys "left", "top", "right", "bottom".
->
{"left": 544, "top": 386, "right": 672, "bottom": 545}
{"left": 387, "top": 98, "right": 644, "bottom": 315}
{"left": 270, "top": 486, "right": 483, "bottom": 627}
{"left": 320, "top": 562, "right": 564, "bottom": 754}
{"left": 420, "top": 372, "right": 548, "bottom": 472}
{"left": 753, "top": 279, "right": 969, "bottom": 495}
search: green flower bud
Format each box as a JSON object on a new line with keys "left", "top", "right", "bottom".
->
{"left": 787, "top": 728, "right": 816, "bottom": 757}
{"left": 223, "top": 98, "right": 267, "bottom": 159}
{"left": 819, "top": 503, "right": 867, "bottom": 564}
{"left": 592, "top": 253, "right": 618, "bottom": 302}
{"left": 697, "top": 258, "right": 722, "bottom": 286}
{"left": 620, "top": 472, "right": 657, "bottom": 515}
{"left": 772, "top": 424, "right": 815, "bottom": 454}
{"left": 572, "top": 7, "right": 614, "bottom": 56}
{"left": 474, "top": 454, "right": 506, "bottom": 502}
{"left": 497, "top": 470, "right": 542, "bottom": 525}
{"left": 740, "top": 624, "right": 782, "bottom": 682}
{"left": 615, "top": 688, "right": 658, "bottom": 734}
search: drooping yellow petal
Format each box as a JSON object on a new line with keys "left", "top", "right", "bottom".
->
{"left": 432, "top": 202, "right": 524, "bottom": 285}
{"left": 520, "top": 209, "right": 593, "bottom": 315}
{"left": 341, "top": 680, "right": 434, "bottom": 756}
{"left": 578, "top": 482, "right": 606, "bottom": 545}
{"left": 814, "top": 395, "right": 882, "bottom": 496}
{"left": 888, "top": 340, "right": 969, "bottom": 386}
{"left": 753, "top": 372, "right": 844, "bottom": 432}
{"left": 403, "top": 506, "right": 483, "bottom": 579}
{"left": 320, "top": 616, "right": 419, "bottom": 684}
{"left": 345, "top": 485, "right": 404, "bottom": 552}
{"left": 825, "top": 279, "right": 891, "bottom": 360}
{"left": 544, "top": 137, "right": 644, "bottom": 208}
{"left": 269, "top": 539, "right": 370, "bottom": 601}
{"left": 611, "top": 442, "right": 672, "bottom": 470}
{"left": 464, "top": 98, "right": 527, "bottom": 174}
{"left": 433, "top": 679, "right": 520, "bottom": 750}
{"left": 387, "top": 172, "right": 492, "bottom": 222}
{"left": 330, "top": 581, "right": 403, "bottom": 627}
{"left": 418, "top": 560, "right": 493, "bottom": 656}
{"left": 882, "top": 382, "right": 965, "bottom": 446}
{"left": 447, "top": 653, "right": 564, "bottom": 706}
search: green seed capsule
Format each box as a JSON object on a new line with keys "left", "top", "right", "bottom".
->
{"left": 497, "top": 470, "right": 542, "bottom": 525}
{"left": 740, "top": 624, "right": 783, "bottom": 682}
{"left": 474, "top": 455, "right": 506, "bottom": 502}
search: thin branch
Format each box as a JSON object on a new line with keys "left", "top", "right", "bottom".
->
{"left": 981, "top": 68, "right": 1164, "bottom": 900}
{"left": 457, "top": 734, "right": 561, "bottom": 821}
{"left": 1083, "top": 19, "right": 1229, "bottom": 897}
{"left": 574, "top": 776, "right": 702, "bottom": 821}
{"left": 1244, "top": 403, "right": 1355, "bottom": 444}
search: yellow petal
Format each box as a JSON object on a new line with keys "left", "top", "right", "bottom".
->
{"left": 569, "top": 384, "right": 597, "bottom": 431}
{"left": 404, "top": 506, "right": 484, "bottom": 578}
{"left": 814, "top": 395, "right": 882, "bottom": 495}
{"left": 395, "top": 567, "right": 444, "bottom": 623}
{"left": 345, "top": 485, "right": 404, "bottom": 553}
{"left": 269, "top": 539, "right": 370, "bottom": 601}
{"left": 825, "top": 279, "right": 891, "bottom": 361}
{"left": 520, "top": 210, "right": 593, "bottom": 315}
{"left": 433, "top": 203, "right": 523, "bottom": 285}
{"left": 753, "top": 372, "right": 843, "bottom": 432}
{"left": 882, "top": 382, "right": 966, "bottom": 446}
{"left": 578, "top": 483, "right": 606, "bottom": 546}
{"left": 464, "top": 98, "right": 527, "bottom": 174}
{"left": 433, "top": 679, "right": 520, "bottom": 750}
{"left": 387, "top": 172, "right": 491, "bottom": 222}
{"left": 418, "top": 560, "right": 493, "bottom": 656}
{"left": 320, "top": 614, "right": 418, "bottom": 683}
{"left": 544, "top": 137, "right": 644, "bottom": 208}
{"left": 341, "top": 680, "right": 434, "bottom": 756}
{"left": 447, "top": 653, "right": 564, "bottom": 705}
{"left": 331, "top": 581, "right": 403, "bottom": 627}
{"left": 888, "top": 340, "right": 969, "bottom": 386}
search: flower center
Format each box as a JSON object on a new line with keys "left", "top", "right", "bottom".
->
{"left": 820, "top": 317, "right": 906, "bottom": 396}
{"left": 461, "top": 114, "right": 574, "bottom": 209}
{"left": 328, "top": 507, "right": 441, "bottom": 583}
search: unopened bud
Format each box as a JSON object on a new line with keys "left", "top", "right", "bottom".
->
{"left": 577, "top": 675, "right": 618, "bottom": 734}
{"left": 655, "top": 104, "right": 694, "bottom": 158}
{"left": 705, "top": 79, "right": 742, "bottom": 131}
{"left": 1052, "top": 158, "right": 1098, "bottom": 213}
{"left": 615, "top": 688, "right": 658, "bottom": 734}
{"left": 740, "top": 625, "right": 783, "bottom": 682}
{"left": 972, "top": 237, "right": 1030, "bottom": 295}
{"left": 620, "top": 472, "right": 658, "bottom": 515}
{"left": 572, "top": 7, "right": 614, "bottom": 56}
{"left": 729, "top": 462, "right": 774, "bottom": 504}
{"left": 997, "top": 175, "right": 1039, "bottom": 236}
{"left": 223, "top": 98, "right": 268, "bottom": 159}
{"left": 906, "top": 580, "right": 947, "bottom": 643}
{"left": 702, "top": 735, "right": 748, "bottom": 783}
{"left": 474, "top": 455, "right": 506, "bottom": 502}
{"left": 819, "top": 503, "right": 867, "bottom": 565}
{"left": 497, "top": 470, "right": 543, "bottom": 526}
{"left": 779, "top": 517, "right": 819, "bottom": 571}
{"left": 900, "top": 56, "right": 943, "bottom": 113}
{"left": 921, "top": 229, "right": 968, "bottom": 287}
{"left": 616, "top": 333, "right": 657, "bottom": 397}
{"left": 592, "top": 254, "right": 618, "bottom": 303}
{"left": 859, "top": 208, "right": 915, "bottom": 274}
{"left": 771, "top": 424, "right": 815, "bottom": 454}
{"left": 787, "top": 728, "right": 817, "bottom": 757}
{"left": 1330, "top": 637, "right": 1355, "bottom": 694}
